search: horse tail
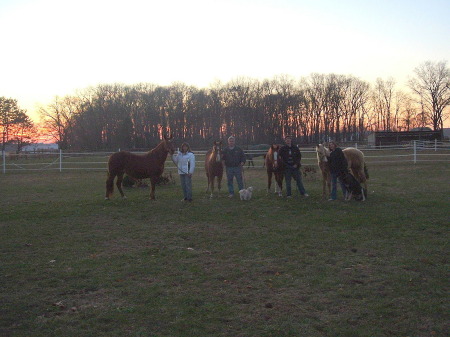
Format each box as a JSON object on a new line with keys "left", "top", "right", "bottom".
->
{"left": 106, "top": 171, "right": 115, "bottom": 198}
{"left": 364, "top": 162, "right": 369, "bottom": 180}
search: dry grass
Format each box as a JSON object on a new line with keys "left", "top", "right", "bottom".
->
{"left": 1, "top": 162, "right": 449, "bottom": 336}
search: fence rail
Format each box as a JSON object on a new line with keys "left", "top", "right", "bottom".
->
{"left": 2, "top": 141, "right": 450, "bottom": 173}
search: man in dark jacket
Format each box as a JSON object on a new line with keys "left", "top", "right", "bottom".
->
{"left": 222, "top": 136, "right": 246, "bottom": 197}
{"left": 327, "top": 141, "right": 348, "bottom": 200}
{"left": 278, "top": 135, "right": 308, "bottom": 198}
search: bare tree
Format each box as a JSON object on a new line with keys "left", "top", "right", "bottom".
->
{"left": 408, "top": 60, "right": 450, "bottom": 130}
{"left": 39, "top": 96, "right": 79, "bottom": 149}
{"left": 372, "top": 78, "right": 396, "bottom": 131}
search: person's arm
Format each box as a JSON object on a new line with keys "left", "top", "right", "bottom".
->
{"left": 171, "top": 151, "right": 179, "bottom": 164}
{"left": 221, "top": 148, "right": 227, "bottom": 167}
{"left": 240, "top": 148, "right": 246, "bottom": 166}
{"left": 188, "top": 153, "right": 195, "bottom": 175}
{"left": 278, "top": 147, "right": 287, "bottom": 166}
{"left": 337, "top": 149, "right": 348, "bottom": 172}
{"left": 296, "top": 147, "right": 302, "bottom": 167}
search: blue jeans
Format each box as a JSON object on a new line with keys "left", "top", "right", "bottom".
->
{"left": 284, "top": 167, "right": 306, "bottom": 196}
{"left": 180, "top": 174, "right": 193, "bottom": 200}
{"left": 330, "top": 172, "right": 347, "bottom": 200}
{"left": 226, "top": 166, "right": 244, "bottom": 195}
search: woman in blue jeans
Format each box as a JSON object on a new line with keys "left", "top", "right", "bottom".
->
{"left": 327, "top": 141, "right": 348, "bottom": 201}
{"left": 172, "top": 142, "right": 195, "bottom": 202}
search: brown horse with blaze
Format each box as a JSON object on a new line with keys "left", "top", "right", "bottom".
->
{"left": 265, "top": 144, "right": 284, "bottom": 196}
{"left": 105, "top": 134, "right": 175, "bottom": 200}
{"left": 205, "top": 140, "right": 223, "bottom": 198}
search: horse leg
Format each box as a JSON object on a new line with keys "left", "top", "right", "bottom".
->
{"left": 359, "top": 168, "right": 368, "bottom": 198}
{"left": 275, "top": 173, "right": 283, "bottom": 197}
{"left": 322, "top": 174, "right": 326, "bottom": 199}
{"left": 149, "top": 177, "right": 157, "bottom": 200}
{"left": 206, "top": 172, "right": 211, "bottom": 193}
{"left": 116, "top": 172, "right": 126, "bottom": 199}
{"left": 210, "top": 176, "right": 215, "bottom": 198}
{"left": 217, "top": 175, "right": 222, "bottom": 197}
{"left": 267, "top": 171, "right": 272, "bottom": 194}
{"left": 326, "top": 173, "right": 331, "bottom": 198}
{"left": 105, "top": 172, "right": 115, "bottom": 200}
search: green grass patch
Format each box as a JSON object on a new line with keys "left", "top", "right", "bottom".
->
{"left": 1, "top": 163, "right": 449, "bottom": 336}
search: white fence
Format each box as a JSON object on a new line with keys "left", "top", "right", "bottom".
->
{"left": 2, "top": 141, "right": 450, "bottom": 173}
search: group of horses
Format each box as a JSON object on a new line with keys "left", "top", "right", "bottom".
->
{"left": 105, "top": 136, "right": 369, "bottom": 201}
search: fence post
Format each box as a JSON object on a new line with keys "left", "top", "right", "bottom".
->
{"left": 355, "top": 143, "right": 358, "bottom": 149}
{"left": 435, "top": 138, "right": 437, "bottom": 152}
{"left": 413, "top": 140, "right": 417, "bottom": 164}
{"left": 2, "top": 150, "right": 5, "bottom": 174}
{"left": 59, "top": 149, "right": 62, "bottom": 172}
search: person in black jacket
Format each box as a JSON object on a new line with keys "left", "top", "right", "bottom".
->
{"left": 222, "top": 136, "right": 246, "bottom": 198}
{"left": 278, "top": 136, "right": 308, "bottom": 198}
{"left": 327, "top": 141, "right": 348, "bottom": 201}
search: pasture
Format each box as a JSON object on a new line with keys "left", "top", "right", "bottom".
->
{"left": 1, "top": 162, "right": 449, "bottom": 337}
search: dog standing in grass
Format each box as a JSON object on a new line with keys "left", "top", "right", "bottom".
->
{"left": 239, "top": 187, "right": 254, "bottom": 200}
{"left": 340, "top": 172, "right": 366, "bottom": 201}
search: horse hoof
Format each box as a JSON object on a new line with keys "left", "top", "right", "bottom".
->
{"left": 210, "top": 194, "right": 214, "bottom": 199}
{"left": 122, "top": 196, "right": 127, "bottom": 199}
{"left": 105, "top": 197, "right": 109, "bottom": 200}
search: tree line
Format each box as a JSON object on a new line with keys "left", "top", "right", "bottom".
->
{"left": 1, "top": 61, "right": 449, "bottom": 152}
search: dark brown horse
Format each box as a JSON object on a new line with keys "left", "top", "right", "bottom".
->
{"left": 265, "top": 144, "right": 284, "bottom": 196}
{"left": 105, "top": 135, "right": 175, "bottom": 200}
{"left": 205, "top": 140, "right": 223, "bottom": 198}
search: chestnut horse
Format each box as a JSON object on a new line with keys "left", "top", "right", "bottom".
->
{"left": 105, "top": 135, "right": 175, "bottom": 200}
{"left": 205, "top": 141, "right": 223, "bottom": 198}
{"left": 265, "top": 144, "right": 284, "bottom": 196}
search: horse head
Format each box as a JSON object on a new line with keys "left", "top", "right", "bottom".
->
{"left": 269, "top": 144, "right": 281, "bottom": 168}
{"left": 163, "top": 134, "right": 175, "bottom": 155}
{"left": 212, "top": 141, "right": 223, "bottom": 162}
{"left": 316, "top": 144, "right": 329, "bottom": 162}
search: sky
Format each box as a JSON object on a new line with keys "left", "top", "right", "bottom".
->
{"left": 0, "top": 0, "right": 449, "bottom": 122}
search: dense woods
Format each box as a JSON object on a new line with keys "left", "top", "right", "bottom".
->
{"left": 2, "top": 62, "right": 449, "bottom": 151}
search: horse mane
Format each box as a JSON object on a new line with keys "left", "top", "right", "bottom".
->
{"left": 147, "top": 140, "right": 169, "bottom": 158}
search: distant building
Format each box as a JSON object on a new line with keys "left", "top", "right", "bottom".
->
{"left": 443, "top": 128, "right": 450, "bottom": 140}
{"left": 22, "top": 143, "right": 59, "bottom": 152}
{"left": 368, "top": 130, "right": 443, "bottom": 146}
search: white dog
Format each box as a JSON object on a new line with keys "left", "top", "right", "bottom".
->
{"left": 239, "top": 186, "right": 254, "bottom": 200}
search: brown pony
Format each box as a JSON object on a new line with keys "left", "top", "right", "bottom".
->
{"left": 205, "top": 141, "right": 223, "bottom": 198}
{"left": 265, "top": 144, "right": 284, "bottom": 196}
{"left": 316, "top": 144, "right": 331, "bottom": 199}
{"left": 105, "top": 135, "right": 175, "bottom": 200}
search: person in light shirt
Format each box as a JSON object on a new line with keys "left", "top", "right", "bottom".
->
{"left": 172, "top": 142, "right": 195, "bottom": 202}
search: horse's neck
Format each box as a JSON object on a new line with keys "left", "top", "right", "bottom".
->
{"left": 148, "top": 143, "right": 168, "bottom": 162}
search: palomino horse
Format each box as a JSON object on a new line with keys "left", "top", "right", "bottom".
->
{"left": 316, "top": 144, "right": 369, "bottom": 198}
{"left": 265, "top": 144, "right": 284, "bottom": 196}
{"left": 105, "top": 135, "right": 175, "bottom": 200}
{"left": 316, "top": 144, "right": 331, "bottom": 199}
{"left": 343, "top": 147, "right": 369, "bottom": 197}
{"left": 205, "top": 141, "right": 223, "bottom": 198}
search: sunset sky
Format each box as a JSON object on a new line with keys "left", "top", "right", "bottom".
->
{"left": 1, "top": 0, "right": 449, "bottom": 122}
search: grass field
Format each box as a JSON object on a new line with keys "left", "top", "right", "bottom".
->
{"left": 1, "top": 162, "right": 449, "bottom": 337}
